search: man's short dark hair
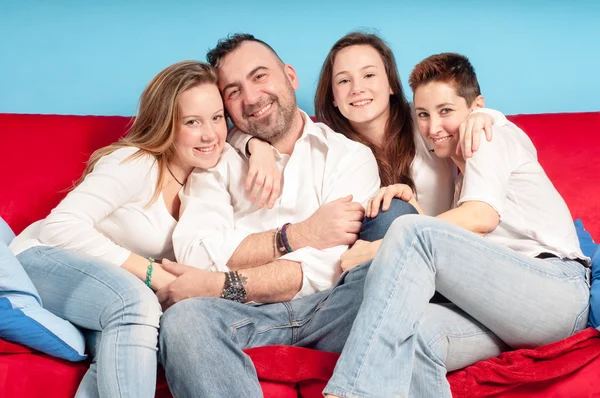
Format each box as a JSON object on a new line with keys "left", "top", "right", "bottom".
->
{"left": 206, "top": 33, "right": 283, "bottom": 68}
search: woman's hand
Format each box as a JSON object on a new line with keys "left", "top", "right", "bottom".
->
{"left": 340, "top": 240, "right": 381, "bottom": 272}
{"left": 366, "top": 184, "right": 414, "bottom": 218}
{"left": 149, "top": 262, "right": 178, "bottom": 291}
{"left": 246, "top": 138, "right": 281, "bottom": 209}
{"left": 457, "top": 112, "right": 494, "bottom": 158}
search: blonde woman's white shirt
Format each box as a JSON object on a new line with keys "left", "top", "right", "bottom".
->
{"left": 10, "top": 147, "right": 178, "bottom": 265}
{"left": 454, "top": 120, "right": 588, "bottom": 263}
{"left": 173, "top": 111, "right": 381, "bottom": 299}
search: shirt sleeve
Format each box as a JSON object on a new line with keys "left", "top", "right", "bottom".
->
{"left": 172, "top": 146, "right": 250, "bottom": 271}
{"left": 290, "top": 144, "right": 381, "bottom": 298}
{"left": 226, "top": 128, "right": 253, "bottom": 159}
{"left": 457, "top": 125, "right": 518, "bottom": 218}
{"left": 471, "top": 107, "right": 509, "bottom": 127}
{"left": 38, "top": 147, "right": 152, "bottom": 266}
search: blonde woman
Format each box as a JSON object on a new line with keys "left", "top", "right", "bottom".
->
{"left": 9, "top": 61, "right": 269, "bottom": 397}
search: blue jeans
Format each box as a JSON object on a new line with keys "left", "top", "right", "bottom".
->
{"left": 359, "top": 198, "right": 419, "bottom": 242}
{"left": 159, "top": 199, "right": 417, "bottom": 397}
{"left": 323, "top": 215, "right": 591, "bottom": 398}
{"left": 17, "top": 246, "right": 162, "bottom": 398}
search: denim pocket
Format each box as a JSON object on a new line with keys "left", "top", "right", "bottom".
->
{"left": 545, "top": 258, "right": 588, "bottom": 282}
{"left": 572, "top": 302, "right": 591, "bottom": 335}
{"left": 230, "top": 319, "right": 256, "bottom": 347}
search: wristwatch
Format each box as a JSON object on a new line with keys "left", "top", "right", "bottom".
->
{"left": 221, "top": 271, "right": 247, "bottom": 303}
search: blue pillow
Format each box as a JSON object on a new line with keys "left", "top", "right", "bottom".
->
{"left": 573, "top": 219, "right": 600, "bottom": 328}
{"left": 587, "top": 245, "right": 600, "bottom": 328}
{"left": 0, "top": 228, "right": 86, "bottom": 361}
{"left": 575, "top": 218, "right": 598, "bottom": 258}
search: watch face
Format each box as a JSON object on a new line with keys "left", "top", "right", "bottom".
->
{"left": 223, "top": 286, "right": 246, "bottom": 303}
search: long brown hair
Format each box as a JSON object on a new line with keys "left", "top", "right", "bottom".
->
{"left": 315, "top": 32, "right": 416, "bottom": 189}
{"left": 76, "top": 61, "right": 218, "bottom": 203}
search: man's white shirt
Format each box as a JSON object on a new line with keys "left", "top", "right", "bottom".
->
{"left": 173, "top": 111, "right": 380, "bottom": 298}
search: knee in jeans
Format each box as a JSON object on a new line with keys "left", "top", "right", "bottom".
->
{"left": 159, "top": 298, "right": 227, "bottom": 358}
{"left": 387, "top": 214, "right": 424, "bottom": 238}
{"left": 386, "top": 198, "right": 419, "bottom": 216}
{"left": 105, "top": 281, "right": 162, "bottom": 328}
{"left": 361, "top": 199, "right": 419, "bottom": 242}
{"left": 160, "top": 299, "right": 193, "bottom": 340}
{"left": 161, "top": 299, "right": 225, "bottom": 338}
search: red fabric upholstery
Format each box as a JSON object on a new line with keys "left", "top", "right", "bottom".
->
{"left": 1, "top": 112, "right": 599, "bottom": 397}
{"left": 0, "top": 114, "right": 133, "bottom": 235}
{"left": 448, "top": 328, "right": 600, "bottom": 397}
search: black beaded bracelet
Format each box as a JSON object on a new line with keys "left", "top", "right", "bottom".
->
{"left": 281, "top": 223, "right": 293, "bottom": 253}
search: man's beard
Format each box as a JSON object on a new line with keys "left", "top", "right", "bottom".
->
{"left": 245, "top": 92, "right": 297, "bottom": 144}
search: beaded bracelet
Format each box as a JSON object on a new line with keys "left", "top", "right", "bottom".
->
{"left": 274, "top": 227, "right": 287, "bottom": 255}
{"left": 281, "top": 223, "right": 293, "bottom": 253}
{"left": 145, "top": 258, "right": 154, "bottom": 288}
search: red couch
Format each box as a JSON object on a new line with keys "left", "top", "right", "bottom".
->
{"left": 1, "top": 111, "right": 599, "bottom": 397}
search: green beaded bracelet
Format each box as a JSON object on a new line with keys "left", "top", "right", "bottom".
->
{"left": 145, "top": 258, "right": 154, "bottom": 287}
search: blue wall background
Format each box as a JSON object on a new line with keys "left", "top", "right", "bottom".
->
{"left": 1, "top": 0, "right": 599, "bottom": 116}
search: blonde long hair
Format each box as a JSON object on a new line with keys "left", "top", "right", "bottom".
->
{"left": 76, "top": 61, "right": 218, "bottom": 203}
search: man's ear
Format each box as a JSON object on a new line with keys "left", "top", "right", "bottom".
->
{"left": 472, "top": 94, "right": 485, "bottom": 110}
{"left": 284, "top": 64, "right": 299, "bottom": 90}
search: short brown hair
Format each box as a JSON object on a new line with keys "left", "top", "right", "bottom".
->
{"left": 409, "top": 53, "right": 481, "bottom": 106}
{"left": 314, "top": 32, "right": 416, "bottom": 190}
{"left": 206, "top": 33, "right": 283, "bottom": 68}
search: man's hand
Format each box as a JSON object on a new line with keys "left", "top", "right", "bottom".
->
{"left": 290, "top": 195, "right": 365, "bottom": 250}
{"left": 340, "top": 240, "right": 381, "bottom": 272}
{"left": 156, "top": 259, "right": 225, "bottom": 311}
{"left": 246, "top": 138, "right": 281, "bottom": 209}
{"left": 457, "top": 112, "right": 494, "bottom": 158}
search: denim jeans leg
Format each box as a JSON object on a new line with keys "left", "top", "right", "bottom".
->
{"left": 295, "top": 260, "right": 372, "bottom": 353}
{"left": 77, "top": 331, "right": 102, "bottom": 398}
{"left": 359, "top": 198, "right": 418, "bottom": 242}
{"left": 17, "top": 246, "right": 162, "bottom": 398}
{"left": 159, "top": 291, "right": 331, "bottom": 398}
{"left": 292, "top": 200, "right": 416, "bottom": 352}
{"left": 324, "top": 215, "right": 590, "bottom": 397}
{"left": 409, "top": 303, "right": 508, "bottom": 398}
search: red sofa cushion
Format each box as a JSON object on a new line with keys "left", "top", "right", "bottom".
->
{"left": 0, "top": 114, "right": 133, "bottom": 235}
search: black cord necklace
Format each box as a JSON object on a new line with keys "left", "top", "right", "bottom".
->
{"left": 166, "top": 163, "right": 184, "bottom": 186}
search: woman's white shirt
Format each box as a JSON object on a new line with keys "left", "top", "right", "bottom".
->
{"left": 10, "top": 147, "right": 177, "bottom": 266}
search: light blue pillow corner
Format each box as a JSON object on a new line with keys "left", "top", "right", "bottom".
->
{"left": 0, "top": 216, "right": 15, "bottom": 245}
{"left": 0, "top": 232, "right": 86, "bottom": 361}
